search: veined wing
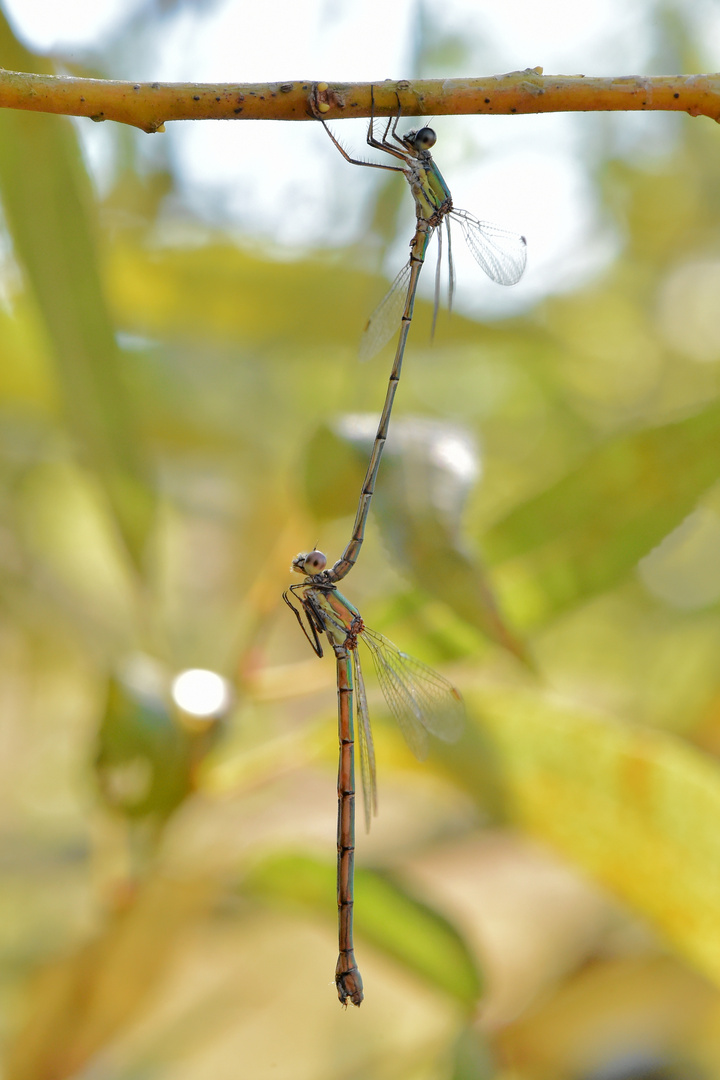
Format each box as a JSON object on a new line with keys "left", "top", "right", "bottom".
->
{"left": 351, "top": 645, "right": 378, "bottom": 833}
{"left": 359, "top": 261, "right": 413, "bottom": 362}
{"left": 360, "top": 626, "right": 465, "bottom": 762}
{"left": 451, "top": 208, "right": 527, "bottom": 286}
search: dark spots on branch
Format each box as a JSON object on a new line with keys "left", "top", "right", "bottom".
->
{"left": 193, "top": 95, "right": 200, "bottom": 101}
{"left": 234, "top": 107, "right": 243, "bottom": 114}
{"left": 216, "top": 96, "right": 221, "bottom": 102}
{"left": 674, "top": 92, "right": 680, "bottom": 98}
{"left": 151, "top": 82, "right": 159, "bottom": 90}
{"left": 484, "top": 97, "right": 490, "bottom": 103}
{"left": 511, "top": 107, "right": 517, "bottom": 112}
{"left": 80, "top": 96, "right": 85, "bottom": 103}
{"left": 280, "top": 83, "right": 293, "bottom": 93}
{"left": 133, "top": 84, "right": 140, "bottom": 91}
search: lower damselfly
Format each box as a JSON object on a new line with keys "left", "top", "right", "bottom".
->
{"left": 284, "top": 548, "right": 464, "bottom": 1006}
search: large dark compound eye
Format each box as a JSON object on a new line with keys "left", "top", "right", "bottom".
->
{"left": 412, "top": 127, "right": 437, "bottom": 150}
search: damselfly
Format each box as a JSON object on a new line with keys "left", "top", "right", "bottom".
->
{"left": 284, "top": 547, "right": 464, "bottom": 1006}
{"left": 316, "top": 87, "right": 527, "bottom": 584}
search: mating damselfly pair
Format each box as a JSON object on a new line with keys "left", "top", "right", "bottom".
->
{"left": 285, "top": 85, "right": 527, "bottom": 1006}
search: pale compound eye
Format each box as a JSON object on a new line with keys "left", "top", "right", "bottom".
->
{"left": 295, "top": 549, "right": 326, "bottom": 574}
{"left": 413, "top": 127, "right": 436, "bottom": 150}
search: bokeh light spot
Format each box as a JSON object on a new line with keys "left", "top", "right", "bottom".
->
{"left": 171, "top": 668, "right": 231, "bottom": 717}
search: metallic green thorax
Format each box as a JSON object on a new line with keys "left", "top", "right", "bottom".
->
{"left": 418, "top": 160, "right": 452, "bottom": 217}
{"left": 303, "top": 584, "right": 360, "bottom": 648}
{"left": 408, "top": 159, "right": 452, "bottom": 261}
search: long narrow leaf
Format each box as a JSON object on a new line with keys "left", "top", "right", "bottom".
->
{"left": 244, "top": 852, "right": 482, "bottom": 1006}
{"left": 484, "top": 401, "right": 720, "bottom": 626}
{"left": 0, "top": 15, "right": 154, "bottom": 566}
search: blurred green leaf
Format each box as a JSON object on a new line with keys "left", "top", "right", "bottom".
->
{"left": 485, "top": 400, "right": 720, "bottom": 628}
{"left": 304, "top": 421, "right": 363, "bottom": 520}
{"left": 304, "top": 418, "right": 528, "bottom": 660}
{"left": 449, "top": 1025, "right": 496, "bottom": 1080}
{"left": 353, "top": 865, "right": 482, "bottom": 1005}
{"left": 0, "top": 14, "right": 155, "bottom": 567}
{"left": 245, "top": 852, "right": 482, "bottom": 1006}
{"left": 96, "top": 675, "right": 222, "bottom": 824}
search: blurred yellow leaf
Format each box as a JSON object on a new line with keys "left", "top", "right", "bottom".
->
{"left": 474, "top": 683, "right": 720, "bottom": 986}
{"left": 5, "top": 874, "right": 216, "bottom": 1080}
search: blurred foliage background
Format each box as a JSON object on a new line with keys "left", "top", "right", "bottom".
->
{"left": 3, "top": 2, "right": 720, "bottom": 1079}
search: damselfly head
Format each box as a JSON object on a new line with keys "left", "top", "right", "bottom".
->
{"left": 291, "top": 549, "right": 327, "bottom": 575}
{"left": 405, "top": 127, "right": 436, "bottom": 152}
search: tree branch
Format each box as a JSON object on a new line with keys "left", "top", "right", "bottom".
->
{"left": 0, "top": 68, "right": 718, "bottom": 133}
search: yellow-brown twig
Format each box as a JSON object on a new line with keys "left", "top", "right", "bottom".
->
{"left": 0, "top": 69, "right": 719, "bottom": 133}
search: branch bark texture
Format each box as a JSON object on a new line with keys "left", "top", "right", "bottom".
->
{"left": 0, "top": 68, "right": 718, "bottom": 133}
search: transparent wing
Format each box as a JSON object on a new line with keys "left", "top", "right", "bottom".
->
{"left": 431, "top": 221, "right": 442, "bottom": 340}
{"left": 351, "top": 646, "right": 377, "bottom": 832}
{"left": 359, "top": 261, "right": 412, "bottom": 362}
{"left": 360, "top": 626, "right": 465, "bottom": 762}
{"left": 450, "top": 208, "right": 527, "bottom": 286}
{"left": 446, "top": 216, "right": 456, "bottom": 312}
